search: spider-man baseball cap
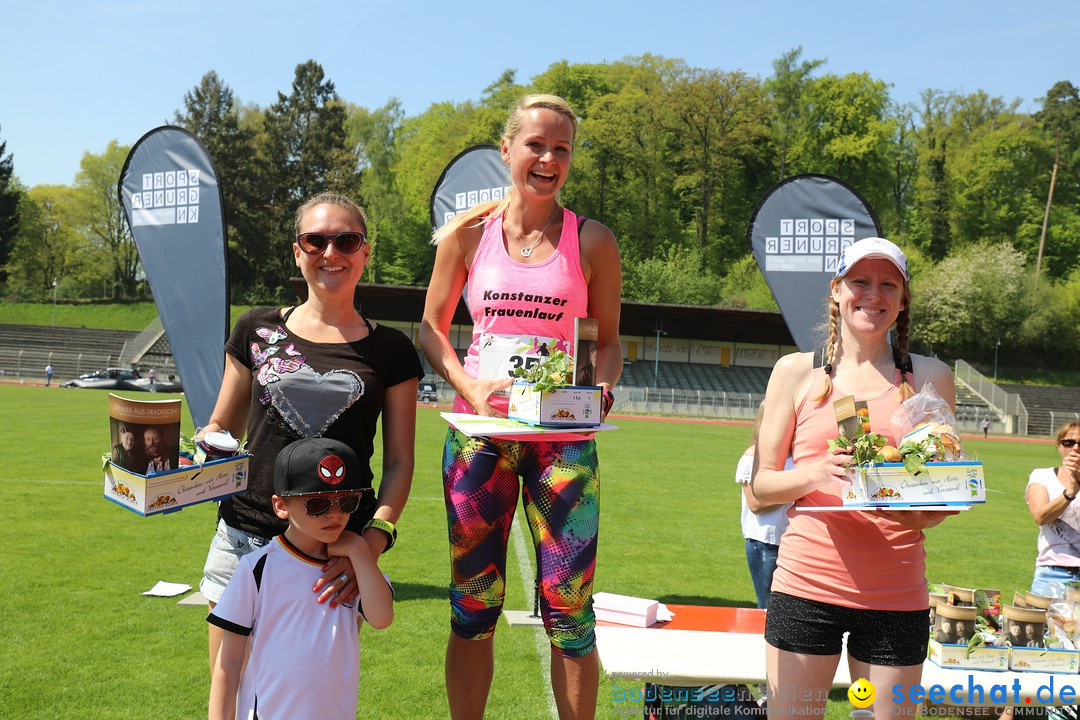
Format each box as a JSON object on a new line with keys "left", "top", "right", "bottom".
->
{"left": 273, "top": 437, "right": 365, "bottom": 496}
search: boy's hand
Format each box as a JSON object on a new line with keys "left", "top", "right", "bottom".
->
{"left": 314, "top": 531, "right": 366, "bottom": 607}
{"left": 328, "top": 531, "right": 369, "bottom": 559}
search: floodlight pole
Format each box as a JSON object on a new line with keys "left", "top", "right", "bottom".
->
{"left": 993, "top": 338, "right": 1001, "bottom": 381}
{"left": 653, "top": 318, "right": 663, "bottom": 389}
{"left": 51, "top": 279, "right": 58, "bottom": 326}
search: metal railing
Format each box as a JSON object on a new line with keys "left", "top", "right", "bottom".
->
{"left": 616, "top": 386, "right": 763, "bottom": 420}
{"left": 1049, "top": 411, "right": 1080, "bottom": 432}
{"left": 954, "top": 360, "right": 1028, "bottom": 435}
{"left": 419, "top": 381, "right": 763, "bottom": 421}
{"left": 0, "top": 347, "right": 115, "bottom": 383}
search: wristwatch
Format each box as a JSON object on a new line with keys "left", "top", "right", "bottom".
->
{"left": 364, "top": 518, "right": 397, "bottom": 552}
{"left": 1065, "top": 489, "right": 1076, "bottom": 503}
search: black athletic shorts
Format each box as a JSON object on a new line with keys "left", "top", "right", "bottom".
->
{"left": 764, "top": 591, "right": 929, "bottom": 666}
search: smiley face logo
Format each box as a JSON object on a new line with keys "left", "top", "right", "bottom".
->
{"left": 848, "top": 678, "right": 876, "bottom": 709}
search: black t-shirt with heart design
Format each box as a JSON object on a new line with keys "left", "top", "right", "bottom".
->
{"left": 219, "top": 307, "right": 423, "bottom": 538}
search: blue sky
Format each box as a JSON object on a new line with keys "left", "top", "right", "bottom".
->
{"left": 3, "top": 0, "right": 1077, "bottom": 189}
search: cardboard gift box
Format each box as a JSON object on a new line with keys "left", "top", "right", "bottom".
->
{"left": 842, "top": 461, "right": 985, "bottom": 506}
{"left": 507, "top": 382, "right": 601, "bottom": 427}
{"left": 1009, "top": 646, "right": 1080, "bottom": 673}
{"left": 928, "top": 639, "right": 1010, "bottom": 670}
{"left": 104, "top": 455, "right": 249, "bottom": 516}
{"left": 593, "top": 591, "right": 659, "bottom": 628}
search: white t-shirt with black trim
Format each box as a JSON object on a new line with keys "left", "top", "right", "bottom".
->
{"left": 208, "top": 535, "right": 364, "bottom": 720}
{"left": 736, "top": 453, "right": 794, "bottom": 545}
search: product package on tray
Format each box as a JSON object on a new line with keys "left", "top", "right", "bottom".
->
{"left": 104, "top": 455, "right": 249, "bottom": 516}
{"left": 504, "top": 347, "right": 602, "bottom": 427}
{"left": 833, "top": 383, "right": 985, "bottom": 507}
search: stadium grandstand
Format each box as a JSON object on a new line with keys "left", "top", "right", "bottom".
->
{"left": 3, "top": 284, "right": 1076, "bottom": 435}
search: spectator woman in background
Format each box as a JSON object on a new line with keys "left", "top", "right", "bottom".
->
{"left": 1026, "top": 421, "right": 1080, "bottom": 596}
{"left": 737, "top": 403, "right": 792, "bottom": 609}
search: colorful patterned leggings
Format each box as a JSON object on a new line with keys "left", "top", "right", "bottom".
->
{"left": 442, "top": 427, "right": 600, "bottom": 658}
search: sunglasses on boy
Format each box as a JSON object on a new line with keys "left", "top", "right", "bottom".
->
{"left": 293, "top": 490, "right": 371, "bottom": 517}
{"left": 1061, "top": 439, "right": 1080, "bottom": 449}
{"left": 296, "top": 231, "right": 367, "bottom": 255}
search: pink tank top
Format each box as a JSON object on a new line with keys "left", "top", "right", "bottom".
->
{"left": 452, "top": 207, "right": 589, "bottom": 419}
{"left": 770, "top": 368, "right": 929, "bottom": 611}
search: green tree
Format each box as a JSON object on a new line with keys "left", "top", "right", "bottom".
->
{"left": 622, "top": 245, "right": 721, "bottom": 304}
{"left": 718, "top": 254, "right": 779, "bottom": 311}
{"left": 5, "top": 186, "right": 101, "bottom": 300}
{"left": 888, "top": 102, "right": 919, "bottom": 234}
{"left": 1034, "top": 81, "right": 1080, "bottom": 280}
{"left": 762, "top": 47, "right": 824, "bottom": 181}
{"left": 391, "top": 99, "right": 489, "bottom": 284}
{"left": 947, "top": 102, "right": 1045, "bottom": 254}
{"left": 787, "top": 73, "right": 895, "bottom": 224}
{"left": 911, "top": 241, "right": 1030, "bottom": 360}
{"left": 347, "top": 99, "right": 408, "bottom": 283}
{"left": 257, "top": 60, "right": 360, "bottom": 296}
{"left": 0, "top": 127, "right": 22, "bottom": 286}
{"left": 908, "top": 91, "right": 954, "bottom": 260}
{"left": 74, "top": 141, "right": 139, "bottom": 298}
{"left": 173, "top": 71, "right": 262, "bottom": 299}
{"left": 1014, "top": 271, "right": 1079, "bottom": 367}
{"left": 569, "top": 56, "right": 682, "bottom": 264}
{"left": 665, "top": 66, "right": 771, "bottom": 270}
{"left": 531, "top": 60, "right": 621, "bottom": 120}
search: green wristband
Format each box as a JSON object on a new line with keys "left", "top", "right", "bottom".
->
{"left": 364, "top": 518, "right": 397, "bottom": 552}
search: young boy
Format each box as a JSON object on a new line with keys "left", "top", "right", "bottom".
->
{"left": 207, "top": 437, "right": 393, "bottom": 720}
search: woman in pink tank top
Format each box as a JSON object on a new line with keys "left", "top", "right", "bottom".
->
{"left": 420, "top": 94, "right": 622, "bottom": 720}
{"left": 752, "top": 237, "right": 957, "bottom": 720}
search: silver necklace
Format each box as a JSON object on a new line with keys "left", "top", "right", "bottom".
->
{"left": 514, "top": 206, "right": 561, "bottom": 258}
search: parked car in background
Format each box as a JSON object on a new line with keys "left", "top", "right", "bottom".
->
{"left": 61, "top": 367, "right": 183, "bottom": 393}
{"left": 417, "top": 381, "right": 438, "bottom": 403}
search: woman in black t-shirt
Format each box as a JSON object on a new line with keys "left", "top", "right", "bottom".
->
{"left": 196, "top": 191, "right": 422, "bottom": 673}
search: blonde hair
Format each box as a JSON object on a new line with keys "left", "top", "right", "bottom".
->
{"left": 813, "top": 282, "right": 915, "bottom": 403}
{"left": 1056, "top": 422, "right": 1080, "bottom": 444}
{"left": 294, "top": 192, "right": 367, "bottom": 234}
{"left": 431, "top": 94, "right": 577, "bottom": 245}
{"left": 751, "top": 402, "right": 766, "bottom": 444}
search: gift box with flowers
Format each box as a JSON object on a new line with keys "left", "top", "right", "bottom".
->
{"left": 835, "top": 384, "right": 985, "bottom": 507}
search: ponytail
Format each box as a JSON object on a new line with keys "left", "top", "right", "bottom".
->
{"left": 431, "top": 195, "right": 509, "bottom": 246}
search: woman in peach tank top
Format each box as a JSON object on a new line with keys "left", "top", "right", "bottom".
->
{"left": 752, "top": 237, "right": 957, "bottom": 720}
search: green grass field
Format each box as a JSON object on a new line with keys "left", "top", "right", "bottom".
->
{"left": 0, "top": 383, "right": 1057, "bottom": 719}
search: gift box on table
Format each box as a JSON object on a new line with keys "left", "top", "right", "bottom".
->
{"left": 928, "top": 639, "right": 1010, "bottom": 670}
{"left": 929, "top": 602, "right": 1008, "bottom": 670}
{"left": 104, "top": 455, "right": 249, "bottom": 516}
{"left": 1009, "top": 646, "right": 1080, "bottom": 673}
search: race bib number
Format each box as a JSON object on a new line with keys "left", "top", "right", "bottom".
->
{"left": 477, "top": 333, "right": 560, "bottom": 382}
